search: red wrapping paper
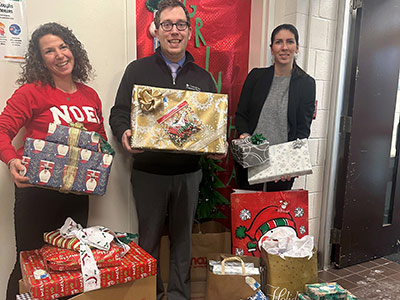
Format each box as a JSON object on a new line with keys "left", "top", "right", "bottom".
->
{"left": 20, "top": 241, "right": 156, "bottom": 300}
{"left": 231, "top": 190, "right": 309, "bottom": 257}
{"left": 40, "top": 242, "right": 122, "bottom": 271}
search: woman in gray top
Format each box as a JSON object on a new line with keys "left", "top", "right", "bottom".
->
{"left": 235, "top": 24, "right": 315, "bottom": 191}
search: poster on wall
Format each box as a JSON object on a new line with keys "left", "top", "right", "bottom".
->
{"left": 136, "top": 0, "right": 252, "bottom": 221}
{"left": 0, "top": 0, "right": 28, "bottom": 62}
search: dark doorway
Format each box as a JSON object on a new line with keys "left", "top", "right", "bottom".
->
{"left": 333, "top": 0, "right": 400, "bottom": 268}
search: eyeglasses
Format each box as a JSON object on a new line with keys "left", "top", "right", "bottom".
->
{"left": 159, "top": 21, "right": 189, "bottom": 32}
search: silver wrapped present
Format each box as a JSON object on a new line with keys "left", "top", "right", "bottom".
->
{"left": 232, "top": 135, "right": 270, "bottom": 168}
{"left": 248, "top": 138, "right": 312, "bottom": 185}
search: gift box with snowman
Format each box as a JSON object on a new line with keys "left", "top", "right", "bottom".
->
{"left": 20, "top": 123, "right": 114, "bottom": 195}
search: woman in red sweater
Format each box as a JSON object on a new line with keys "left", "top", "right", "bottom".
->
{"left": 0, "top": 22, "right": 106, "bottom": 299}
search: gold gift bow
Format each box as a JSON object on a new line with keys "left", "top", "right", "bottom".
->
{"left": 137, "top": 89, "right": 164, "bottom": 112}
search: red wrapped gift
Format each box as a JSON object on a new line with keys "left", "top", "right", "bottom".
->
{"left": 20, "top": 241, "right": 156, "bottom": 300}
{"left": 40, "top": 242, "right": 122, "bottom": 271}
{"left": 231, "top": 190, "right": 309, "bottom": 257}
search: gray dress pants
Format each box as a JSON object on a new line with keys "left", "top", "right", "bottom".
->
{"left": 131, "top": 168, "right": 202, "bottom": 300}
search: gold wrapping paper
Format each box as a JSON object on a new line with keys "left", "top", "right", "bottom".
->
{"left": 67, "top": 122, "right": 86, "bottom": 148}
{"left": 131, "top": 85, "right": 228, "bottom": 154}
{"left": 60, "top": 146, "right": 80, "bottom": 193}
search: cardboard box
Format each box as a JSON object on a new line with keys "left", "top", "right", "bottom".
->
{"left": 248, "top": 138, "right": 312, "bottom": 184}
{"left": 20, "top": 242, "right": 156, "bottom": 300}
{"left": 19, "top": 276, "right": 156, "bottom": 300}
{"left": 22, "top": 137, "right": 113, "bottom": 195}
{"left": 131, "top": 85, "right": 228, "bottom": 154}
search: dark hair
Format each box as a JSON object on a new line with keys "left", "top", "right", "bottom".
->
{"left": 154, "top": 0, "right": 191, "bottom": 29}
{"left": 270, "top": 24, "right": 299, "bottom": 47}
{"left": 16, "top": 22, "right": 93, "bottom": 88}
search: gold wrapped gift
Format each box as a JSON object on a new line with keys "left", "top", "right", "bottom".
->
{"left": 131, "top": 85, "right": 228, "bottom": 154}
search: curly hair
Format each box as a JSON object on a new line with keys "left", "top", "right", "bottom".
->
{"left": 154, "top": 0, "right": 190, "bottom": 29}
{"left": 16, "top": 22, "right": 93, "bottom": 88}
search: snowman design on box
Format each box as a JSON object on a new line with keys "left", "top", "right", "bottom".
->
{"left": 235, "top": 200, "right": 304, "bottom": 256}
{"left": 85, "top": 170, "right": 100, "bottom": 193}
{"left": 38, "top": 160, "right": 54, "bottom": 184}
{"left": 32, "top": 139, "right": 46, "bottom": 153}
{"left": 20, "top": 156, "right": 31, "bottom": 176}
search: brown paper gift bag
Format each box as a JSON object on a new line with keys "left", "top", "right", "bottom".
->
{"left": 205, "top": 254, "right": 260, "bottom": 300}
{"left": 261, "top": 247, "right": 318, "bottom": 300}
{"left": 160, "top": 221, "right": 231, "bottom": 297}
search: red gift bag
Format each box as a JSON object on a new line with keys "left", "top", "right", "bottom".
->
{"left": 231, "top": 190, "right": 309, "bottom": 257}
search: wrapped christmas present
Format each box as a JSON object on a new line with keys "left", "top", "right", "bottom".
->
{"left": 46, "top": 123, "right": 101, "bottom": 152}
{"left": 16, "top": 293, "right": 31, "bottom": 300}
{"left": 346, "top": 291, "right": 358, "bottom": 299}
{"left": 248, "top": 138, "right": 312, "bottom": 185}
{"left": 208, "top": 259, "right": 260, "bottom": 275}
{"left": 298, "top": 293, "right": 312, "bottom": 300}
{"left": 246, "top": 277, "right": 268, "bottom": 300}
{"left": 20, "top": 241, "right": 156, "bottom": 300}
{"left": 21, "top": 136, "right": 114, "bottom": 195}
{"left": 131, "top": 84, "right": 228, "bottom": 154}
{"left": 40, "top": 242, "right": 123, "bottom": 271}
{"left": 44, "top": 229, "right": 81, "bottom": 251}
{"left": 232, "top": 134, "right": 270, "bottom": 168}
{"left": 305, "top": 282, "right": 347, "bottom": 300}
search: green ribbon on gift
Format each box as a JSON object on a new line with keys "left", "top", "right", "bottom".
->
{"left": 93, "top": 133, "right": 115, "bottom": 156}
{"left": 251, "top": 133, "right": 266, "bottom": 145}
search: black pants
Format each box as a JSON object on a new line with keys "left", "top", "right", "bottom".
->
{"left": 131, "top": 169, "right": 202, "bottom": 300}
{"left": 235, "top": 161, "right": 294, "bottom": 191}
{"left": 6, "top": 186, "right": 88, "bottom": 300}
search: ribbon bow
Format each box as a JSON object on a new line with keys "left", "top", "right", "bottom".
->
{"left": 60, "top": 217, "right": 129, "bottom": 292}
{"left": 292, "top": 138, "right": 305, "bottom": 149}
{"left": 250, "top": 133, "right": 267, "bottom": 145}
{"left": 137, "top": 88, "right": 164, "bottom": 112}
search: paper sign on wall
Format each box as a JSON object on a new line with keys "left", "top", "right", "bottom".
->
{"left": 0, "top": 0, "right": 28, "bottom": 62}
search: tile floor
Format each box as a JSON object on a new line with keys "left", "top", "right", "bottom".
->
{"left": 318, "top": 257, "right": 400, "bottom": 299}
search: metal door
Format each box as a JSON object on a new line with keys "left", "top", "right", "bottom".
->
{"left": 332, "top": 0, "right": 400, "bottom": 268}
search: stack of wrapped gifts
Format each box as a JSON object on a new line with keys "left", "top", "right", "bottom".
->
{"left": 231, "top": 133, "right": 313, "bottom": 185}
{"left": 21, "top": 123, "right": 114, "bottom": 195}
{"left": 131, "top": 85, "right": 228, "bottom": 155}
{"left": 19, "top": 218, "right": 156, "bottom": 300}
